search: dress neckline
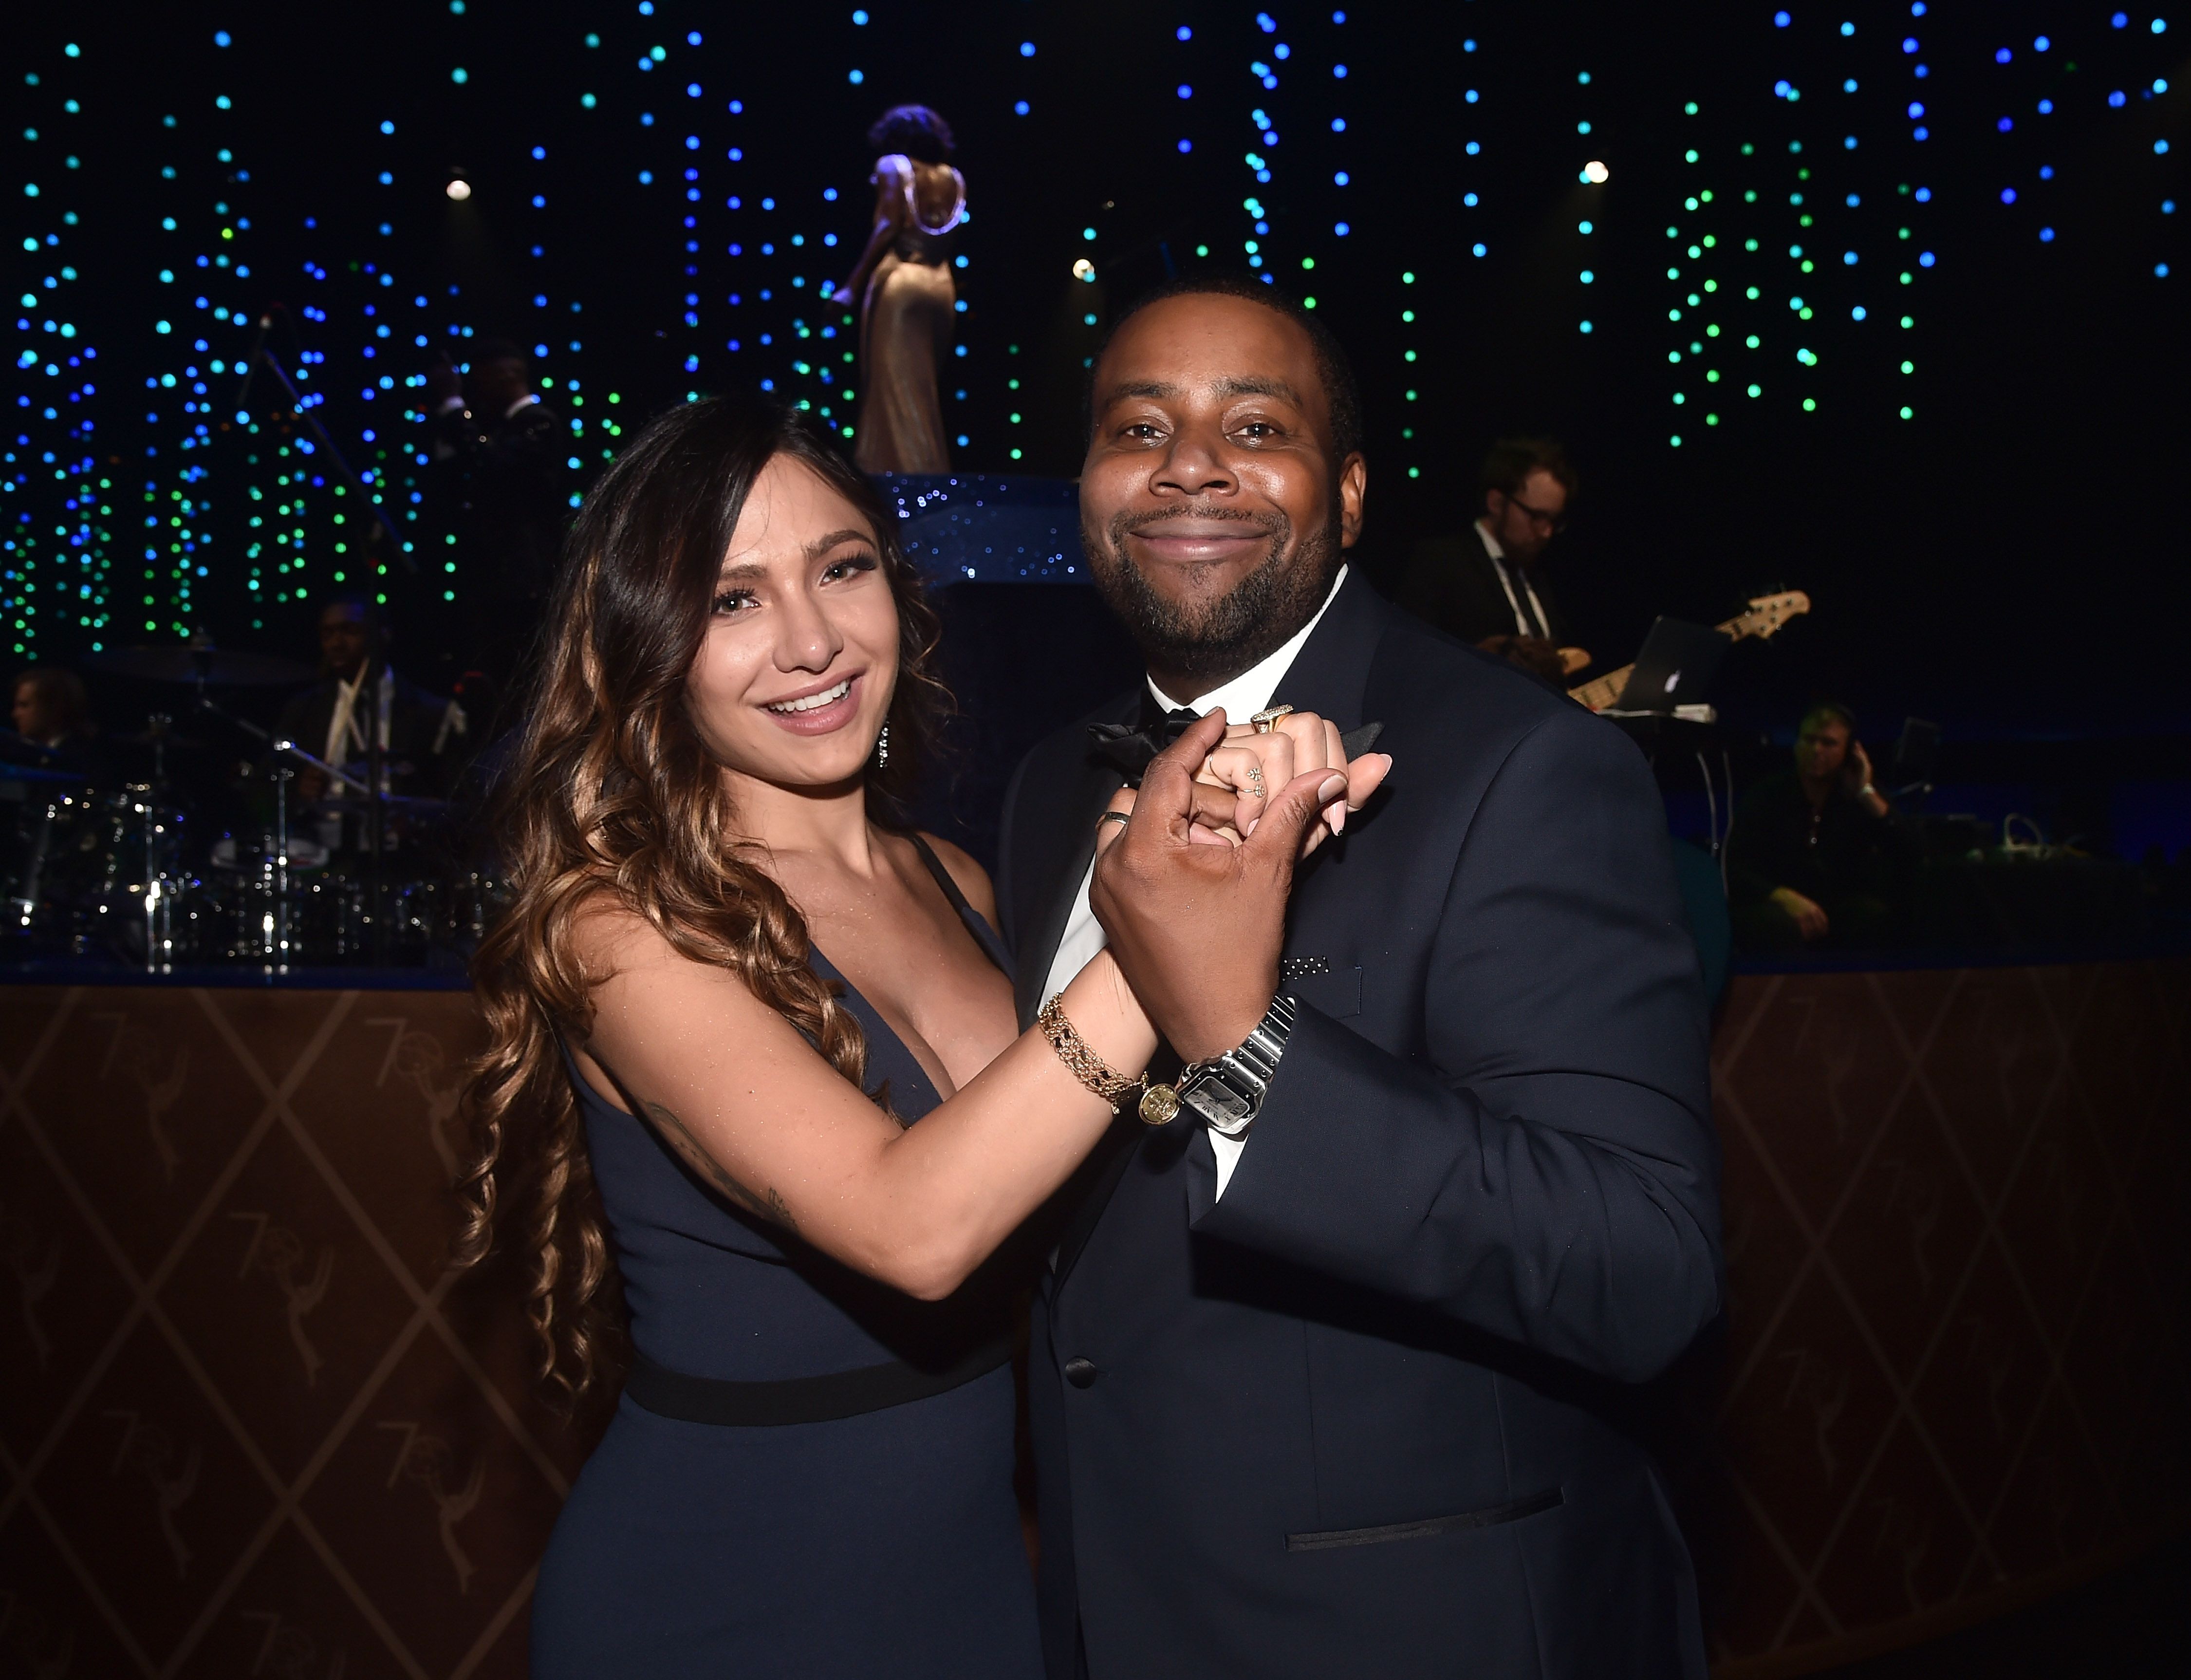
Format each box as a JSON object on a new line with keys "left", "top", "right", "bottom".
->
{"left": 805, "top": 833, "right": 1011, "bottom": 1111}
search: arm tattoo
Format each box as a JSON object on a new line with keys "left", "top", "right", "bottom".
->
{"left": 641, "top": 1101, "right": 800, "bottom": 1235}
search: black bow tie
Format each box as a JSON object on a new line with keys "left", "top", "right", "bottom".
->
{"left": 1087, "top": 693, "right": 1201, "bottom": 783}
{"left": 1088, "top": 691, "right": 1384, "bottom": 784}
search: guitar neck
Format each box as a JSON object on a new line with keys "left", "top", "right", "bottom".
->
{"left": 1569, "top": 666, "right": 1634, "bottom": 712}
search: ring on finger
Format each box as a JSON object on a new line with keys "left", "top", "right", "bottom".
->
{"left": 1097, "top": 810, "right": 1130, "bottom": 829}
{"left": 1249, "top": 704, "right": 1295, "bottom": 735}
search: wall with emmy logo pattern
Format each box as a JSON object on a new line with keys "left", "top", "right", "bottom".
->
{"left": 1, "top": 962, "right": 2185, "bottom": 1677}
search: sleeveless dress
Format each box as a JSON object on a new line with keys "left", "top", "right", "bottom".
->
{"left": 531, "top": 839, "right": 1041, "bottom": 1678}
{"left": 853, "top": 155, "right": 962, "bottom": 474}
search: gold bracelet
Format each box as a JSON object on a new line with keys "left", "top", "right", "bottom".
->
{"left": 1037, "top": 993, "right": 1146, "bottom": 1114}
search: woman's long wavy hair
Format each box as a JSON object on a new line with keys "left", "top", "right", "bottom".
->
{"left": 454, "top": 394, "right": 947, "bottom": 1405}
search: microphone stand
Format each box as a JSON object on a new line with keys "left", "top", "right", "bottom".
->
{"left": 367, "top": 658, "right": 388, "bottom": 966}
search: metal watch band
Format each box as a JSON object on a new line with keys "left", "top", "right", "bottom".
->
{"left": 1179, "top": 992, "right": 1297, "bottom": 1138}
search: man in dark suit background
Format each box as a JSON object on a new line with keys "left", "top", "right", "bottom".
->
{"left": 1397, "top": 435, "right": 1587, "bottom": 685}
{"left": 423, "top": 338, "right": 568, "bottom": 684}
{"left": 996, "top": 278, "right": 1721, "bottom": 1679}
{"left": 273, "top": 594, "right": 467, "bottom": 801}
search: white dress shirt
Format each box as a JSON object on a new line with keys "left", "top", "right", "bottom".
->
{"left": 1475, "top": 518, "right": 1553, "bottom": 640}
{"left": 1040, "top": 564, "right": 1348, "bottom": 1198}
{"left": 321, "top": 665, "right": 393, "bottom": 788}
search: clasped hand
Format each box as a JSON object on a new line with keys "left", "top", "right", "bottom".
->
{"left": 1090, "top": 710, "right": 1392, "bottom": 1062}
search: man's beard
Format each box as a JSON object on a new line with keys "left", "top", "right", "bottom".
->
{"left": 1084, "top": 501, "right": 1342, "bottom": 686}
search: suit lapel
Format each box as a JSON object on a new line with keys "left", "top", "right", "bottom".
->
{"left": 1011, "top": 699, "right": 1135, "bottom": 1030}
{"left": 1257, "top": 566, "right": 1384, "bottom": 736}
{"left": 1046, "top": 573, "right": 1393, "bottom": 1298}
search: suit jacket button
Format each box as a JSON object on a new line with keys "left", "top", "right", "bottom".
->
{"left": 1063, "top": 1357, "right": 1099, "bottom": 1388}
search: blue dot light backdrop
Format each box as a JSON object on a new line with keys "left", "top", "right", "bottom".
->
{"left": 5, "top": 2, "right": 2184, "bottom": 733}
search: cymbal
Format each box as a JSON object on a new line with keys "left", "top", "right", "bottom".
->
{"left": 83, "top": 645, "right": 315, "bottom": 686}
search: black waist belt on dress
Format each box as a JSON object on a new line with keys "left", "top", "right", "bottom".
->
{"left": 622, "top": 1335, "right": 1010, "bottom": 1427}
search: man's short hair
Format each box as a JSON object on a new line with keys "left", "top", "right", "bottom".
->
{"left": 318, "top": 591, "right": 383, "bottom": 632}
{"left": 471, "top": 337, "right": 529, "bottom": 370}
{"left": 1799, "top": 701, "right": 1858, "bottom": 737}
{"left": 1089, "top": 274, "right": 1363, "bottom": 461}
{"left": 13, "top": 666, "right": 91, "bottom": 735}
{"left": 1481, "top": 437, "right": 1578, "bottom": 504}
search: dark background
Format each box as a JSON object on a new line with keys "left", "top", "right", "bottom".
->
{"left": 6, "top": 1, "right": 2188, "bottom": 839}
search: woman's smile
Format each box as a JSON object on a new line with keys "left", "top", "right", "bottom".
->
{"left": 759, "top": 670, "right": 866, "bottom": 736}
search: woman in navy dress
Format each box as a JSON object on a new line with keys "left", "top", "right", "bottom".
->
{"left": 456, "top": 395, "right": 1381, "bottom": 1676}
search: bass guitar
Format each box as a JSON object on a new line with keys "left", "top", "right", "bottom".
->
{"left": 1567, "top": 590, "right": 1811, "bottom": 711}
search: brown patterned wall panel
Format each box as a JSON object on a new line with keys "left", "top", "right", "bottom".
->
{"left": 1689, "top": 959, "right": 2191, "bottom": 1677}
{"left": 2, "top": 966, "right": 2184, "bottom": 1678}
{"left": 0, "top": 986, "right": 586, "bottom": 1680}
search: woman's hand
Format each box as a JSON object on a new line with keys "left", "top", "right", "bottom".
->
{"left": 1092, "top": 713, "right": 1350, "bottom": 1059}
{"left": 1190, "top": 708, "right": 1392, "bottom": 853}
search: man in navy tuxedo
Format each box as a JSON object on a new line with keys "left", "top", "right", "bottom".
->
{"left": 995, "top": 276, "right": 1722, "bottom": 1679}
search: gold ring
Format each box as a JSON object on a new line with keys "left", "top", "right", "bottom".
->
{"left": 1249, "top": 705, "right": 1294, "bottom": 734}
{"left": 1097, "top": 810, "right": 1131, "bottom": 829}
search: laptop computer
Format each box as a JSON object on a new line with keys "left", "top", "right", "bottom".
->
{"left": 1609, "top": 617, "right": 1730, "bottom": 715}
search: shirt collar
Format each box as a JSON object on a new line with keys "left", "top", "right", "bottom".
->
{"left": 505, "top": 392, "right": 540, "bottom": 419}
{"left": 1148, "top": 563, "right": 1349, "bottom": 721}
{"left": 1474, "top": 517, "right": 1508, "bottom": 564}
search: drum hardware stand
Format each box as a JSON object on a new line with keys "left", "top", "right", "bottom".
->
{"left": 142, "top": 713, "right": 177, "bottom": 973}
{"left": 269, "top": 766, "right": 295, "bottom": 973}
{"left": 362, "top": 656, "right": 390, "bottom": 966}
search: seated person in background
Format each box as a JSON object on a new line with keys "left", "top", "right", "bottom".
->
{"left": 1397, "top": 435, "right": 1590, "bottom": 684}
{"left": 273, "top": 594, "right": 467, "bottom": 801}
{"left": 1727, "top": 702, "right": 1913, "bottom": 951}
{"left": 8, "top": 666, "right": 111, "bottom": 784}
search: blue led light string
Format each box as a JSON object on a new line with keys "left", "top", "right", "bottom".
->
{"left": 1577, "top": 67, "right": 1603, "bottom": 340}
{"left": 5, "top": 44, "right": 106, "bottom": 659}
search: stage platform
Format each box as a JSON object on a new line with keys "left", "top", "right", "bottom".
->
{"left": 876, "top": 472, "right": 1089, "bottom": 586}
{"left": 0, "top": 953, "right": 2183, "bottom": 1677}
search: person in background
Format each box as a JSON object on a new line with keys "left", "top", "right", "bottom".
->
{"left": 7, "top": 666, "right": 110, "bottom": 784}
{"left": 273, "top": 595, "right": 467, "bottom": 801}
{"left": 1397, "top": 435, "right": 1590, "bottom": 684}
{"left": 425, "top": 338, "right": 568, "bottom": 677}
{"left": 1726, "top": 702, "right": 1913, "bottom": 951}
{"left": 831, "top": 105, "right": 965, "bottom": 474}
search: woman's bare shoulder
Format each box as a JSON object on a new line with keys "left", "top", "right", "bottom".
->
{"left": 915, "top": 831, "right": 999, "bottom": 927}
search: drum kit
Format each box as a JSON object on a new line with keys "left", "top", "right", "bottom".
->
{"left": 2, "top": 644, "right": 506, "bottom": 973}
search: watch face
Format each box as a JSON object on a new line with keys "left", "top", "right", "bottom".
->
{"left": 1182, "top": 1077, "right": 1254, "bottom": 1128}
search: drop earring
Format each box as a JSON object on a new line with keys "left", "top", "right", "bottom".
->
{"left": 874, "top": 722, "right": 890, "bottom": 767}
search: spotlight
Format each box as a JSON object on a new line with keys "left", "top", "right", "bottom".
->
{"left": 446, "top": 177, "right": 472, "bottom": 201}
{"left": 1072, "top": 258, "right": 1096, "bottom": 281}
{"left": 1582, "top": 160, "right": 1611, "bottom": 185}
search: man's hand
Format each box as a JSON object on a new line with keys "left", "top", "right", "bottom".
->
{"left": 1476, "top": 634, "right": 1569, "bottom": 685}
{"left": 1092, "top": 712, "right": 1348, "bottom": 1061}
{"left": 1840, "top": 739, "right": 1871, "bottom": 794}
{"left": 1770, "top": 885, "right": 1830, "bottom": 942}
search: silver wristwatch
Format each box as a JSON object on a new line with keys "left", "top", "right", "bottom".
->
{"left": 1138, "top": 993, "right": 1297, "bottom": 1135}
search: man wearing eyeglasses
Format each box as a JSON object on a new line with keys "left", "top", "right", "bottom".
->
{"left": 1398, "top": 437, "right": 1589, "bottom": 684}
